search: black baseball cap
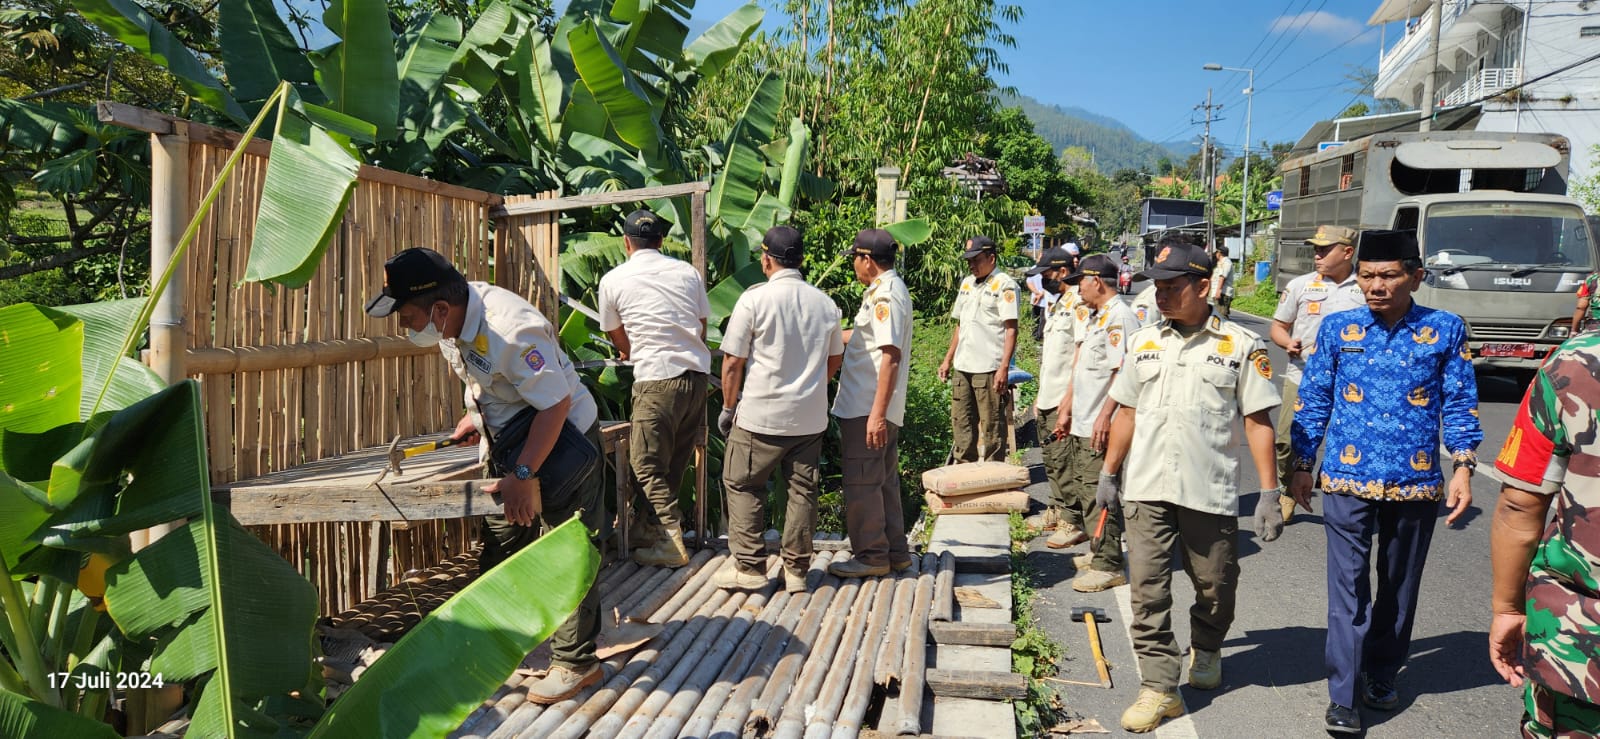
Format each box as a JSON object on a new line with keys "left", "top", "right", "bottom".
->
{"left": 1136, "top": 241, "right": 1214, "bottom": 280}
{"left": 365, "top": 248, "right": 464, "bottom": 317}
{"left": 1025, "top": 247, "right": 1072, "bottom": 276}
{"left": 1065, "top": 254, "right": 1118, "bottom": 284}
{"left": 841, "top": 229, "right": 898, "bottom": 260}
{"left": 961, "top": 236, "right": 998, "bottom": 259}
{"left": 623, "top": 209, "right": 669, "bottom": 239}
{"left": 762, "top": 226, "right": 804, "bottom": 262}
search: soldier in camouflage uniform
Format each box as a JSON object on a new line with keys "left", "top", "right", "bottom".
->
{"left": 1570, "top": 272, "right": 1599, "bottom": 335}
{"left": 1490, "top": 331, "right": 1600, "bottom": 738}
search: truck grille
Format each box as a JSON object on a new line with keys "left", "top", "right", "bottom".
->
{"left": 1470, "top": 323, "right": 1544, "bottom": 341}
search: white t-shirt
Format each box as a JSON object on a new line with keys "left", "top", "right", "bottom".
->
{"left": 597, "top": 249, "right": 712, "bottom": 382}
{"left": 722, "top": 269, "right": 845, "bottom": 436}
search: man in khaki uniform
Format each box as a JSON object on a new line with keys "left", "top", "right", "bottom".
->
{"left": 1130, "top": 281, "right": 1159, "bottom": 327}
{"left": 366, "top": 248, "right": 603, "bottom": 703}
{"left": 938, "top": 236, "right": 1019, "bottom": 462}
{"left": 1054, "top": 254, "right": 1141, "bottom": 592}
{"left": 717, "top": 227, "right": 844, "bottom": 593}
{"left": 829, "top": 229, "right": 914, "bottom": 578}
{"left": 1269, "top": 224, "right": 1362, "bottom": 523}
{"left": 598, "top": 209, "right": 711, "bottom": 567}
{"left": 1098, "top": 240, "right": 1285, "bottom": 733}
{"left": 1029, "top": 246, "right": 1085, "bottom": 541}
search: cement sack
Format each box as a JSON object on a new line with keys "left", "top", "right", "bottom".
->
{"left": 925, "top": 490, "right": 1029, "bottom": 515}
{"left": 921, "top": 461, "right": 1030, "bottom": 497}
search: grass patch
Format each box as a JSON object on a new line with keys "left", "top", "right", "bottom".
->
{"left": 1230, "top": 278, "right": 1279, "bottom": 318}
{"left": 1010, "top": 549, "right": 1066, "bottom": 735}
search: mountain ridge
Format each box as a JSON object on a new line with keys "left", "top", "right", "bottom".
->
{"left": 996, "top": 91, "right": 1194, "bottom": 174}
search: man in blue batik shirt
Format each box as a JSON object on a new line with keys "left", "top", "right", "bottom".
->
{"left": 1290, "top": 229, "right": 1483, "bottom": 736}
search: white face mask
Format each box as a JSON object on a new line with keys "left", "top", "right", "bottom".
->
{"left": 407, "top": 311, "right": 443, "bottom": 347}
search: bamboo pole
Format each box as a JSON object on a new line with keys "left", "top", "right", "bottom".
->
{"left": 622, "top": 548, "right": 715, "bottom": 622}
{"left": 743, "top": 574, "right": 857, "bottom": 737}
{"left": 807, "top": 573, "right": 896, "bottom": 739}
{"left": 649, "top": 549, "right": 727, "bottom": 624}
{"left": 773, "top": 576, "right": 882, "bottom": 739}
{"left": 931, "top": 551, "right": 955, "bottom": 622}
{"left": 600, "top": 562, "right": 664, "bottom": 617}
{"left": 600, "top": 560, "right": 642, "bottom": 592}
{"left": 895, "top": 552, "right": 940, "bottom": 736}
{"left": 873, "top": 564, "right": 919, "bottom": 688}
{"left": 707, "top": 568, "right": 834, "bottom": 739}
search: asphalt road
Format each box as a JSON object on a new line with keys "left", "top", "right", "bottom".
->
{"left": 1021, "top": 311, "right": 1530, "bottom": 738}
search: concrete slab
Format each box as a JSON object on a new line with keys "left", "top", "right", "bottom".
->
{"left": 933, "top": 643, "right": 1010, "bottom": 672}
{"left": 954, "top": 572, "right": 1012, "bottom": 611}
{"left": 929, "top": 695, "right": 1016, "bottom": 739}
{"left": 929, "top": 514, "right": 1010, "bottom": 553}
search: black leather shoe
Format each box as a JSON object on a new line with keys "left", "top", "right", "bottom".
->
{"left": 1362, "top": 676, "right": 1399, "bottom": 711}
{"left": 1325, "top": 702, "right": 1362, "bottom": 735}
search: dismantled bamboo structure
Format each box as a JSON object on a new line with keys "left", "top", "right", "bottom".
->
{"left": 896, "top": 552, "right": 941, "bottom": 736}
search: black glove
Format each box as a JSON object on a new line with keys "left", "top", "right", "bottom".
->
{"left": 1254, "top": 488, "right": 1286, "bottom": 542}
{"left": 1095, "top": 472, "right": 1122, "bottom": 512}
{"left": 718, "top": 407, "right": 736, "bottom": 437}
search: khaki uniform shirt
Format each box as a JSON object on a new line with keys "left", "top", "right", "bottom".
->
{"left": 1035, "top": 287, "right": 1083, "bottom": 412}
{"left": 1108, "top": 313, "right": 1280, "bottom": 516}
{"left": 833, "top": 270, "right": 913, "bottom": 426}
{"left": 1130, "top": 284, "right": 1159, "bottom": 327}
{"left": 439, "top": 283, "right": 599, "bottom": 439}
{"left": 1069, "top": 296, "right": 1139, "bottom": 437}
{"left": 950, "top": 271, "right": 1020, "bottom": 373}
{"left": 1272, "top": 271, "right": 1363, "bottom": 384}
{"left": 597, "top": 249, "right": 712, "bottom": 382}
{"left": 722, "top": 269, "right": 844, "bottom": 436}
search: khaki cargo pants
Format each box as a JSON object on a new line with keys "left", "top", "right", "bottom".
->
{"left": 1274, "top": 378, "right": 1299, "bottom": 487}
{"left": 1040, "top": 407, "right": 1123, "bottom": 570}
{"left": 479, "top": 421, "right": 604, "bottom": 670}
{"left": 630, "top": 371, "right": 707, "bottom": 533}
{"left": 837, "top": 415, "right": 910, "bottom": 569}
{"left": 723, "top": 427, "right": 822, "bottom": 573}
{"left": 1124, "top": 500, "right": 1239, "bottom": 693}
{"left": 951, "top": 370, "right": 1007, "bottom": 463}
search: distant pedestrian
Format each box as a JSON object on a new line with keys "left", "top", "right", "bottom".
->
{"left": 1490, "top": 332, "right": 1600, "bottom": 738}
{"left": 1268, "top": 224, "right": 1362, "bottom": 524}
{"left": 1026, "top": 270, "right": 1048, "bottom": 342}
{"left": 938, "top": 236, "right": 1019, "bottom": 462}
{"left": 1099, "top": 239, "right": 1283, "bottom": 733}
{"left": 717, "top": 227, "right": 844, "bottom": 594}
{"left": 1291, "top": 229, "right": 1482, "bottom": 735}
{"left": 1208, "top": 245, "right": 1234, "bottom": 319}
{"left": 597, "top": 209, "right": 710, "bottom": 568}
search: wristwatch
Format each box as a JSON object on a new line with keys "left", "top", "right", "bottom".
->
{"left": 1453, "top": 458, "right": 1477, "bottom": 472}
{"left": 512, "top": 464, "right": 533, "bottom": 480}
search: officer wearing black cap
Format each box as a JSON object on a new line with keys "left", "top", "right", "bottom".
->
{"left": 938, "top": 236, "right": 1020, "bottom": 462}
{"left": 718, "top": 226, "right": 844, "bottom": 594}
{"left": 597, "top": 209, "right": 711, "bottom": 568}
{"left": 366, "top": 247, "right": 604, "bottom": 704}
{"left": 1027, "top": 246, "right": 1084, "bottom": 538}
{"left": 1095, "top": 238, "right": 1283, "bottom": 732}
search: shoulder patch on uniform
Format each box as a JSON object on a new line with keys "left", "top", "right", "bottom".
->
{"left": 473, "top": 334, "right": 490, "bottom": 355}
{"left": 1249, "top": 348, "right": 1271, "bottom": 379}
{"left": 1108, "top": 328, "right": 1122, "bottom": 347}
{"left": 874, "top": 303, "right": 889, "bottom": 322}
{"left": 523, "top": 347, "right": 545, "bottom": 372}
{"left": 1002, "top": 289, "right": 1016, "bottom": 303}
{"left": 1136, "top": 306, "right": 1149, "bottom": 322}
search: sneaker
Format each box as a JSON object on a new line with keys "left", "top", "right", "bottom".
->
{"left": 1024, "top": 507, "right": 1061, "bottom": 532}
{"left": 713, "top": 561, "right": 768, "bottom": 590}
{"left": 828, "top": 558, "right": 890, "bottom": 578}
{"left": 525, "top": 663, "right": 602, "bottom": 704}
{"left": 1187, "top": 648, "right": 1221, "bottom": 690}
{"left": 890, "top": 558, "right": 914, "bottom": 572}
{"left": 1362, "top": 674, "right": 1399, "bottom": 711}
{"left": 1046, "top": 523, "right": 1088, "bottom": 550}
{"left": 1119, "top": 687, "right": 1183, "bottom": 733}
{"left": 1071, "top": 552, "right": 1094, "bottom": 569}
{"left": 631, "top": 528, "right": 689, "bottom": 567}
{"left": 1071, "top": 568, "right": 1126, "bottom": 593}
{"left": 783, "top": 565, "right": 808, "bottom": 593}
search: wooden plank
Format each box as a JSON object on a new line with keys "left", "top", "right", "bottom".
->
{"left": 215, "top": 479, "right": 502, "bottom": 525}
{"left": 928, "top": 621, "right": 1015, "bottom": 647}
{"left": 488, "top": 181, "right": 710, "bottom": 218}
{"left": 925, "top": 669, "right": 1027, "bottom": 700}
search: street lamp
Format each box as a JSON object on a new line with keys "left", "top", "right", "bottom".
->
{"left": 1204, "top": 63, "right": 1254, "bottom": 258}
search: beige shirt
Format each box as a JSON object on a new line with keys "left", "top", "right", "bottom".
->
{"left": 1108, "top": 313, "right": 1280, "bottom": 516}
{"left": 833, "top": 270, "right": 913, "bottom": 426}
{"left": 950, "top": 270, "right": 1020, "bottom": 373}
{"left": 1130, "top": 283, "right": 1159, "bottom": 327}
{"left": 439, "top": 283, "right": 599, "bottom": 439}
{"left": 1069, "top": 297, "right": 1139, "bottom": 437}
{"left": 597, "top": 249, "right": 712, "bottom": 382}
{"left": 1271, "top": 270, "right": 1363, "bottom": 384}
{"left": 1035, "top": 288, "right": 1082, "bottom": 412}
{"left": 722, "top": 269, "right": 845, "bottom": 436}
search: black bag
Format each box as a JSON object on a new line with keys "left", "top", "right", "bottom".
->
{"left": 487, "top": 406, "right": 600, "bottom": 512}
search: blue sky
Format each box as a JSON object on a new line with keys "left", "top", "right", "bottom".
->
{"left": 679, "top": 0, "right": 1403, "bottom": 152}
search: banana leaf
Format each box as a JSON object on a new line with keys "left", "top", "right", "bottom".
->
{"left": 308, "top": 518, "right": 597, "bottom": 738}
{"left": 396, "top": 13, "right": 463, "bottom": 129}
{"left": 244, "top": 93, "right": 360, "bottom": 288}
{"left": 311, "top": 0, "right": 400, "bottom": 140}
{"left": 0, "top": 688, "right": 118, "bottom": 739}
{"left": 70, "top": 0, "right": 248, "bottom": 123}
{"left": 707, "top": 72, "right": 781, "bottom": 227}
{"left": 567, "top": 19, "right": 662, "bottom": 157}
{"left": 681, "top": 2, "right": 762, "bottom": 80}
{"left": 506, "top": 32, "right": 567, "bottom": 155}
{"left": 885, "top": 218, "right": 933, "bottom": 246}
{"left": 218, "top": 0, "right": 319, "bottom": 103}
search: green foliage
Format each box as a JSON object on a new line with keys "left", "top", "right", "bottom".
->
{"left": 1232, "top": 278, "right": 1279, "bottom": 319}
{"left": 1009, "top": 550, "right": 1065, "bottom": 736}
{"left": 1572, "top": 145, "right": 1600, "bottom": 214}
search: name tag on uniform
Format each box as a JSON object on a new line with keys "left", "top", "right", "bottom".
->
{"left": 465, "top": 351, "right": 492, "bottom": 373}
{"left": 1339, "top": 346, "right": 1364, "bottom": 354}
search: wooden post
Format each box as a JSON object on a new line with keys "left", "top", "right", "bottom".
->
{"left": 691, "top": 189, "right": 707, "bottom": 280}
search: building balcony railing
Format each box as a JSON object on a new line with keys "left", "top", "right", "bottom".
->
{"left": 1376, "top": 0, "right": 1472, "bottom": 96}
{"left": 1443, "top": 67, "right": 1522, "bottom": 106}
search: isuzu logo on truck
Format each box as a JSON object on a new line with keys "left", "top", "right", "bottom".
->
{"left": 1493, "top": 276, "right": 1534, "bottom": 286}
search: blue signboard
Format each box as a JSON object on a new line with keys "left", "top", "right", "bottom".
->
{"left": 1266, "top": 190, "right": 1283, "bottom": 211}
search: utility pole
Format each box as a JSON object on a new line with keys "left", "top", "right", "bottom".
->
{"left": 1196, "top": 88, "right": 1221, "bottom": 251}
{"left": 1419, "top": 0, "right": 1443, "bottom": 132}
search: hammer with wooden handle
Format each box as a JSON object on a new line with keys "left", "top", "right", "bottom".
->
{"left": 1071, "top": 605, "right": 1114, "bottom": 689}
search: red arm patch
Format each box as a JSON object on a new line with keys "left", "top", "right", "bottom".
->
{"left": 1495, "top": 391, "right": 1556, "bottom": 487}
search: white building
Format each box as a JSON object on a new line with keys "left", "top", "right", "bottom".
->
{"left": 1371, "top": 0, "right": 1600, "bottom": 185}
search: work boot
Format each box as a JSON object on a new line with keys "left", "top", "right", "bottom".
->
{"left": 783, "top": 565, "right": 808, "bottom": 593}
{"left": 1046, "top": 523, "right": 1088, "bottom": 550}
{"left": 890, "top": 558, "right": 914, "bottom": 572}
{"left": 1071, "top": 552, "right": 1094, "bottom": 569}
{"left": 525, "top": 663, "right": 602, "bottom": 704}
{"left": 1120, "top": 687, "right": 1183, "bottom": 733}
{"left": 1187, "top": 648, "right": 1222, "bottom": 690}
{"left": 1025, "top": 507, "right": 1061, "bottom": 532}
{"left": 1071, "top": 568, "right": 1127, "bottom": 593}
{"left": 828, "top": 558, "right": 890, "bottom": 578}
{"left": 713, "top": 561, "right": 767, "bottom": 590}
{"left": 632, "top": 527, "right": 689, "bottom": 567}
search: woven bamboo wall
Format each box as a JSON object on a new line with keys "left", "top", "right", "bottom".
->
{"left": 179, "top": 136, "right": 549, "bottom": 614}
{"left": 494, "top": 192, "right": 561, "bottom": 322}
